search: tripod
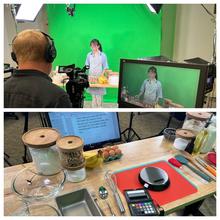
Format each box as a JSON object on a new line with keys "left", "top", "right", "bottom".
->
{"left": 121, "top": 112, "right": 141, "bottom": 142}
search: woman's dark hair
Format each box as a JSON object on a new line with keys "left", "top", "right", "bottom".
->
{"left": 90, "top": 39, "right": 102, "bottom": 52}
{"left": 147, "top": 66, "right": 158, "bottom": 80}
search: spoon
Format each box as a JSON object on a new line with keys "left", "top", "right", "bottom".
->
{"left": 91, "top": 192, "right": 106, "bottom": 216}
{"left": 175, "top": 155, "right": 211, "bottom": 182}
{"left": 99, "top": 186, "right": 116, "bottom": 216}
{"left": 26, "top": 174, "right": 37, "bottom": 185}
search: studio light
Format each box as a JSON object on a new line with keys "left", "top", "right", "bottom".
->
{"left": 66, "top": 4, "right": 76, "bottom": 16}
{"left": 13, "top": 2, "right": 43, "bottom": 22}
{"left": 146, "top": 4, "right": 162, "bottom": 14}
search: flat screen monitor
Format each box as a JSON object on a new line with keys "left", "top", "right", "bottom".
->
{"left": 118, "top": 59, "right": 208, "bottom": 108}
{"left": 46, "top": 112, "right": 121, "bottom": 151}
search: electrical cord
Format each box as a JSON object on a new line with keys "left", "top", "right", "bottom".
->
{"left": 201, "top": 4, "right": 215, "bottom": 19}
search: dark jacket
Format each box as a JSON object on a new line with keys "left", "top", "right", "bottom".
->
{"left": 4, "top": 69, "right": 72, "bottom": 108}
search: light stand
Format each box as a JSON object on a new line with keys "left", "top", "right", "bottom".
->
{"left": 121, "top": 112, "right": 141, "bottom": 142}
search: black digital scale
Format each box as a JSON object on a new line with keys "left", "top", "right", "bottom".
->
{"left": 139, "top": 167, "right": 170, "bottom": 191}
{"left": 124, "top": 167, "right": 169, "bottom": 216}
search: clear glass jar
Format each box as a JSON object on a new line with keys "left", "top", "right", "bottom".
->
{"left": 65, "top": 167, "right": 86, "bottom": 183}
{"left": 182, "top": 112, "right": 211, "bottom": 135}
{"left": 22, "top": 128, "right": 61, "bottom": 175}
{"left": 57, "top": 136, "right": 86, "bottom": 183}
{"left": 173, "top": 138, "right": 190, "bottom": 151}
{"left": 29, "top": 145, "right": 61, "bottom": 175}
{"left": 174, "top": 129, "right": 195, "bottom": 151}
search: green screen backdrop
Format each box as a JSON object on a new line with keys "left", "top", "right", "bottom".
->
{"left": 122, "top": 63, "right": 200, "bottom": 107}
{"left": 46, "top": 4, "right": 163, "bottom": 103}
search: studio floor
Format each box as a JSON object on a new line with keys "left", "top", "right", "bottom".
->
{"left": 4, "top": 112, "right": 216, "bottom": 216}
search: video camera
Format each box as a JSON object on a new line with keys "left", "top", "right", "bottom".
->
{"left": 58, "top": 64, "right": 90, "bottom": 108}
{"left": 4, "top": 64, "right": 15, "bottom": 74}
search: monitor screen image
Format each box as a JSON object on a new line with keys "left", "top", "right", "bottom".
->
{"left": 119, "top": 59, "right": 207, "bottom": 108}
{"left": 47, "top": 112, "right": 121, "bottom": 150}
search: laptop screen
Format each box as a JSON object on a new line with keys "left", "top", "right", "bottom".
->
{"left": 47, "top": 112, "right": 121, "bottom": 150}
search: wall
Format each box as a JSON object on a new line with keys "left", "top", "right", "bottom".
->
{"left": 161, "top": 4, "right": 177, "bottom": 59}
{"left": 4, "top": 4, "right": 48, "bottom": 66}
{"left": 173, "top": 4, "right": 215, "bottom": 62}
{"left": 46, "top": 4, "right": 162, "bottom": 72}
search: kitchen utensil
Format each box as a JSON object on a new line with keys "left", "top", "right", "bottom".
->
{"left": 91, "top": 192, "right": 106, "bottom": 216}
{"left": 199, "top": 156, "right": 215, "bottom": 168}
{"left": 55, "top": 188, "right": 102, "bottom": 216}
{"left": 175, "top": 155, "right": 211, "bottom": 182}
{"left": 168, "top": 158, "right": 182, "bottom": 168}
{"left": 180, "top": 151, "right": 215, "bottom": 181}
{"left": 195, "top": 158, "right": 216, "bottom": 177}
{"left": 104, "top": 170, "right": 126, "bottom": 214}
{"left": 139, "top": 167, "right": 170, "bottom": 191}
{"left": 98, "top": 186, "right": 115, "bottom": 216}
{"left": 26, "top": 174, "right": 37, "bottom": 185}
{"left": 205, "top": 162, "right": 216, "bottom": 170}
{"left": 207, "top": 152, "right": 216, "bottom": 166}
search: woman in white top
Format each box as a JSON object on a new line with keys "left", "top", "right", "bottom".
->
{"left": 85, "top": 39, "right": 109, "bottom": 108}
{"left": 137, "top": 66, "right": 163, "bottom": 107}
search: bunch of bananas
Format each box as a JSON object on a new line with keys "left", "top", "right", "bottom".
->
{"left": 98, "top": 75, "right": 108, "bottom": 84}
{"left": 83, "top": 150, "right": 104, "bottom": 168}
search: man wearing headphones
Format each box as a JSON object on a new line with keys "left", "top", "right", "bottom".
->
{"left": 4, "top": 29, "right": 72, "bottom": 108}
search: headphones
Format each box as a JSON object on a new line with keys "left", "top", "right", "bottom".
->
{"left": 11, "top": 31, "right": 57, "bottom": 64}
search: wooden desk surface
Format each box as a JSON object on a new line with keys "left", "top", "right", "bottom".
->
{"left": 4, "top": 136, "right": 216, "bottom": 216}
{"left": 89, "top": 83, "right": 118, "bottom": 88}
{"left": 51, "top": 76, "right": 118, "bottom": 89}
{"left": 53, "top": 81, "right": 118, "bottom": 89}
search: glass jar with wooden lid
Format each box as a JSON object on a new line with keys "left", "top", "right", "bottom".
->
{"left": 173, "top": 129, "right": 196, "bottom": 151}
{"left": 182, "top": 112, "right": 211, "bottom": 135}
{"left": 22, "top": 127, "right": 61, "bottom": 175}
{"left": 56, "top": 136, "right": 86, "bottom": 182}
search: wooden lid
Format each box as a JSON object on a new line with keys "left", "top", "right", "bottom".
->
{"left": 186, "top": 112, "right": 211, "bottom": 121}
{"left": 176, "top": 129, "right": 196, "bottom": 140}
{"left": 22, "top": 127, "right": 60, "bottom": 149}
{"left": 56, "top": 136, "right": 84, "bottom": 152}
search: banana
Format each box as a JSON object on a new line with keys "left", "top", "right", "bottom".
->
{"left": 98, "top": 75, "right": 108, "bottom": 84}
{"left": 83, "top": 150, "right": 104, "bottom": 168}
{"left": 83, "top": 151, "right": 97, "bottom": 160}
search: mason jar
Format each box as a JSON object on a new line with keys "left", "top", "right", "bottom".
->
{"left": 182, "top": 112, "right": 211, "bottom": 135}
{"left": 22, "top": 127, "right": 61, "bottom": 175}
{"left": 173, "top": 129, "right": 196, "bottom": 151}
{"left": 56, "top": 136, "right": 86, "bottom": 182}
